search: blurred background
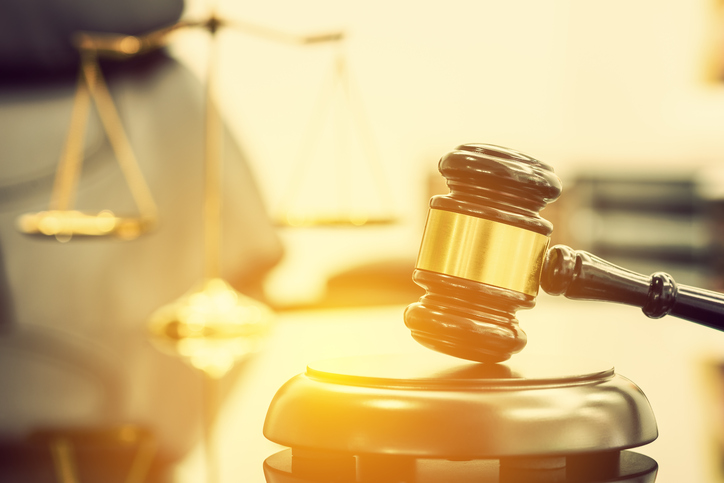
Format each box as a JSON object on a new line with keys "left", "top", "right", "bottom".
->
{"left": 2, "top": 0, "right": 724, "bottom": 482}
{"left": 174, "top": 0, "right": 724, "bottom": 305}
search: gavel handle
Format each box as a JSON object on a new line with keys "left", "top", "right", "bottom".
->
{"left": 540, "top": 245, "right": 724, "bottom": 332}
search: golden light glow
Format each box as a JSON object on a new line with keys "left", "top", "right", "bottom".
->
{"left": 147, "top": 278, "right": 274, "bottom": 379}
{"left": 16, "top": 210, "right": 150, "bottom": 241}
{"left": 416, "top": 209, "right": 549, "bottom": 296}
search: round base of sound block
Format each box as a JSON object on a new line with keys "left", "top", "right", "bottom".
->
{"left": 263, "top": 353, "right": 657, "bottom": 460}
{"left": 263, "top": 448, "right": 658, "bottom": 483}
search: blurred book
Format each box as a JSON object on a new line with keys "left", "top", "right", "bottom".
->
{"left": 544, "top": 175, "right": 718, "bottom": 290}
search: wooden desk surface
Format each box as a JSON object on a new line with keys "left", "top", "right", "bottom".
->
{"left": 174, "top": 295, "right": 724, "bottom": 483}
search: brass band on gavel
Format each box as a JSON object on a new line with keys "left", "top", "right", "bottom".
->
{"left": 416, "top": 209, "right": 550, "bottom": 297}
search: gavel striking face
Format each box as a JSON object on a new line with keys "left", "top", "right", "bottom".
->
{"left": 404, "top": 143, "right": 724, "bottom": 363}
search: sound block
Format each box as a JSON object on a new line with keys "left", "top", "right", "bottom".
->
{"left": 263, "top": 353, "right": 658, "bottom": 482}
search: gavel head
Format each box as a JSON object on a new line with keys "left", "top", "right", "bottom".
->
{"left": 404, "top": 144, "right": 562, "bottom": 363}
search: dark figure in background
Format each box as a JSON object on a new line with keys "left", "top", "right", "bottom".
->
{"left": 0, "top": 1, "right": 283, "bottom": 480}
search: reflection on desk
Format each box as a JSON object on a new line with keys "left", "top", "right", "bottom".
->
{"left": 173, "top": 296, "right": 724, "bottom": 483}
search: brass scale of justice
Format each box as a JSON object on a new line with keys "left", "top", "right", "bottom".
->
{"left": 262, "top": 144, "right": 724, "bottom": 483}
{"left": 11, "top": 15, "right": 391, "bottom": 483}
{"left": 15, "top": 18, "right": 392, "bottom": 239}
{"left": 14, "top": 14, "right": 391, "bottom": 369}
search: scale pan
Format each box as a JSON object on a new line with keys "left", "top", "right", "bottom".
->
{"left": 17, "top": 210, "right": 153, "bottom": 241}
{"left": 274, "top": 213, "right": 398, "bottom": 228}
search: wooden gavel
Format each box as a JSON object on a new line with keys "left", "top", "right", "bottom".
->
{"left": 404, "top": 143, "right": 724, "bottom": 363}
